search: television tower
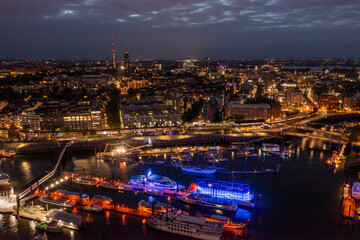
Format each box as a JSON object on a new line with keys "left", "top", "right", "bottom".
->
{"left": 112, "top": 34, "right": 116, "bottom": 69}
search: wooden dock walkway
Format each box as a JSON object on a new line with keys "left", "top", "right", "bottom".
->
{"left": 114, "top": 205, "right": 152, "bottom": 218}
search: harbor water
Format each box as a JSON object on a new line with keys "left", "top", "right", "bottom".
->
{"left": 0, "top": 137, "right": 358, "bottom": 239}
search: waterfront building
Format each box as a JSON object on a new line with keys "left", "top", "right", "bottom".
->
{"left": 120, "top": 102, "right": 180, "bottom": 128}
{"left": 20, "top": 111, "right": 41, "bottom": 131}
{"left": 225, "top": 100, "right": 281, "bottom": 122}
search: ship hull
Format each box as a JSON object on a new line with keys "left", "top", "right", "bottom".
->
{"left": 147, "top": 218, "right": 221, "bottom": 240}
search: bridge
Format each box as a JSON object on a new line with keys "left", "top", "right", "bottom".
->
{"left": 18, "top": 141, "right": 73, "bottom": 199}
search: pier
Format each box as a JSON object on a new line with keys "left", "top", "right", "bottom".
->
{"left": 19, "top": 141, "right": 73, "bottom": 199}
{"left": 97, "top": 158, "right": 282, "bottom": 176}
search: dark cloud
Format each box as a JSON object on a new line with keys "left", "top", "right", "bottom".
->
{"left": 0, "top": 0, "right": 359, "bottom": 59}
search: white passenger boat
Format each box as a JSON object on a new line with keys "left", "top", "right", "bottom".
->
{"left": 39, "top": 196, "right": 75, "bottom": 208}
{"left": 129, "top": 169, "right": 185, "bottom": 190}
{"left": 138, "top": 200, "right": 171, "bottom": 212}
{"left": 147, "top": 211, "right": 224, "bottom": 240}
{"left": 73, "top": 176, "right": 98, "bottom": 186}
{"left": 180, "top": 165, "right": 217, "bottom": 174}
{"left": 0, "top": 173, "right": 10, "bottom": 185}
{"left": 352, "top": 182, "right": 360, "bottom": 200}
{"left": 99, "top": 181, "right": 133, "bottom": 191}
{"left": 178, "top": 194, "right": 238, "bottom": 212}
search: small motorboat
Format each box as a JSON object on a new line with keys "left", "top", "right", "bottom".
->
{"left": 91, "top": 195, "right": 113, "bottom": 205}
{"left": 0, "top": 150, "right": 15, "bottom": 158}
{"left": 82, "top": 204, "right": 104, "bottom": 213}
{"left": 138, "top": 200, "right": 171, "bottom": 212}
{"left": 73, "top": 176, "right": 98, "bottom": 186}
{"left": 144, "top": 189, "right": 163, "bottom": 197}
{"left": 36, "top": 220, "right": 63, "bottom": 233}
{"left": 352, "top": 182, "right": 360, "bottom": 199}
{"left": 0, "top": 173, "right": 10, "bottom": 185}
{"left": 99, "top": 181, "right": 133, "bottom": 191}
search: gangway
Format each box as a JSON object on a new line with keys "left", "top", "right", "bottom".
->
{"left": 18, "top": 141, "right": 73, "bottom": 199}
{"left": 102, "top": 138, "right": 152, "bottom": 154}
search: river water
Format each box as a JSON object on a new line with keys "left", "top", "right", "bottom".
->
{"left": 0, "top": 137, "right": 359, "bottom": 240}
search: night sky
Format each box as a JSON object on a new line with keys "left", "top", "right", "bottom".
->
{"left": 1, "top": 0, "right": 359, "bottom": 60}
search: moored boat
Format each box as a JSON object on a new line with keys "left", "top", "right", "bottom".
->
{"left": 99, "top": 181, "right": 133, "bottom": 191}
{"left": 36, "top": 220, "right": 63, "bottom": 233}
{"left": 352, "top": 182, "right": 360, "bottom": 199}
{"left": 39, "top": 196, "right": 75, "bottom": 208}
{"left": 97, "top": 148, "right": 141, "bottom": 161}
{"left": 0, "top": 150, "right": 15, "bottom": 158}
{"left": 147, "top": 211, "right": 224, "bottom": 240}
{"left": 262, "top": 143, "right": 280, "bottom": 152}
{"left": 138, "top": 200, "right": 171, "bottom": 212}
{"left": 81, "top": 204, "right": 103, "bottom": 213}
{"left": 192, "top": 179, "right": 254, "bottom": 204}
{"left": 0, "top": 173, "right": 10, "bottom": 185}
{"left": 178, "top": 194, "right": 238, "bottom": 212}
{"left": 180, "top": 165, "right": 217, "bottom": 174}
{"left": 91, "top": 195, "right": 113, "bottom": 205}
{"left": 54, "top": 189, "right": 89, "bottom": 202}
{"left": 73, "top": 176, "right": 98, "bottom": 186}
{"left": 144, "top": 189, "right": 163, "bottom": 197}
{"left": 129, "top": 169, "right": 184, "bottom": 190}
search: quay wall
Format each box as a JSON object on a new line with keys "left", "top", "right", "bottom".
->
{"left": 0, "top": 134, "right": 270, "bottom": 154}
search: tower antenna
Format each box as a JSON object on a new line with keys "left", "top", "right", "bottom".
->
{"left": 112, "top": 34, "right": 117, "bottom": 69}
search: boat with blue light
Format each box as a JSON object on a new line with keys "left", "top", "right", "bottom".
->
{"left": 178, "top": 194, "right": 238, "bottom": 212}
{"left": 129, "top": 169, "right": 185, "bottom": 190}
{"left": 144, "top": 189, "right": 164, "bottom": 197}
{"left": 190, "top": 179, "right": 255, "bottom": 208}
{"left": 262, "top": 143, "right": 280, "bottom": 152}
{"left": 352, "top": 182, "right": 360, "bottom": 199}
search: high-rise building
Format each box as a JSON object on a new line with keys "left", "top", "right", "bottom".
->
{"left": 183, "top": 59, "right": 195, "bottom": 69}
{"left": 204, "top": 57, "right": 210, "bottom": 72}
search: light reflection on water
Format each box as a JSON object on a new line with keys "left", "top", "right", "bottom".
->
{"left": 0, "top": 137, "right": 353, "bottom": 239}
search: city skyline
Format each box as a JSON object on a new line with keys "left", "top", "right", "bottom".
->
{"left": 1, "top": 0, "right": 360, "bottom": 60}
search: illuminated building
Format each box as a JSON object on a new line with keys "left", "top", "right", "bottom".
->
{"left": 20, "top": 111, "right": 41, "bottom": 131}
{"left": 121, "top": 102, "right": 180, "bottom": 128}
{"left": 225, "top": 100, "right": 281, "bottom": 122}
{"left": 182, "top": 59, "right": 195, "bottom": 69}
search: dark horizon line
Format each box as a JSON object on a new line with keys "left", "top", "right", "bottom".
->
{"left": 1, "top": 57, "right": 359, "bottom": 62}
